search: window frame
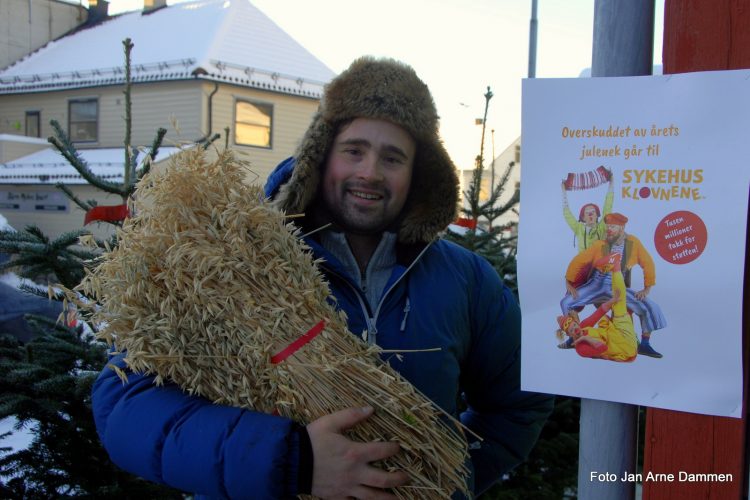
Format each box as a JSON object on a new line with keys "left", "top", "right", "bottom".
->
{"left": 233, "top": 98, "right": 273, "bottom": 149}
{"left": 25, "top": 111, "right": 41, "bottom": 138}
{"left": 68, "top": 98, "right": 99, "bottom": 143}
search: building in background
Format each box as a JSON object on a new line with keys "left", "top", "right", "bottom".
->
{"left": 458, "top": 136, "right": 521, "bottom": 230}
{"left": 0, "top": 0, "right": 334, "bottom": 238}
{"left": 0, "top": 0, "right": 89, "bottom": 71}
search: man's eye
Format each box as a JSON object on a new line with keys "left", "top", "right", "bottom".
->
{"left": 384, "top": 156, "right": 404, "bottom": 165}
{"left": 344, "top": 148, "right": 362, "bottom": 156}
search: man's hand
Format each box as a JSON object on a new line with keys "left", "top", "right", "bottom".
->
{"left": 635, "top": 286, "right": 651, "bottom": 300}
{"left": 307, "top": 407, "right": 410, "bottom": 499}
{"left": 635, "top": 287, "right": 650, "bottom": 300}
{"left": 566, "top": 281, "right": 578, "bottom": 299}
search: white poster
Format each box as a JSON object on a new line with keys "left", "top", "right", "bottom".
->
{"left": 519, "top": 70, "right": 749, "bottom": 418}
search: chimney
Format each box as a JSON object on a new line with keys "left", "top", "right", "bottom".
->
{"left": 144, "top": 0, "right": 168, "bottom": 13}
{"left": 87, "top": 0, "right": 110, "bottom": 25}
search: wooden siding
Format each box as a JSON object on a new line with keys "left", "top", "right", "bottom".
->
{"left": 0, "top": 81, "right": 203, "bottom": 147}
{"left": 1, "top": 0, "right": 87, "bottom": 70}
{"left": 205, "top": 82, "right": 319, "bottom": 181}
{"left": 0, "top": 137, "right": 49, "bottom": 162}
{"left": 0, "top": 79, "right": 321, "bottom": 238}
{"left": 643, "top": 1, "right": 749, "bottom": 499}
{"left": 1, "top": 183, "right": 120, "bottom": 240}
{"left": 1, "top": 80, "right": 320, "bottom": 182}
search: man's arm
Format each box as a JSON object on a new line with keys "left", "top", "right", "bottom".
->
{"left": 602, "top": 170, "right": 614, "bottom": 215}
{"left": 561, "top": 182, "right": 579, "bottom": 231}
{"left": 632, "top": 236, "right": 656, "bottom": 297}
{"left": 92, "top": 353, "right": 309, "bottom": 498}
{"left": 460, "top": 259, "right": 554, "bottom": 495}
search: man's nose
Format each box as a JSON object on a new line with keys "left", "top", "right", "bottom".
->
{"left": 357, "top": 154, "right": 384, "bottom": 181}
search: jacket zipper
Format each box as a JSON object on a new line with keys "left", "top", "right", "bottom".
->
{"left": 400, "top": 297, "right": 411, "bottom": 332}
{"left": 323, "top": 241, "right": 433, "bottom": 345}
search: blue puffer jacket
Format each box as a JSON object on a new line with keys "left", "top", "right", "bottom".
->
{"left": 92, "top": 157, "right": 554, "bottom": 498}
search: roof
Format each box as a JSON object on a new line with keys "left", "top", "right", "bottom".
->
{"left": 0, "top": 0, "right": 335, "bottom": 98}
{"left": 0, "top": 147, "right": 183, "bottom": 184}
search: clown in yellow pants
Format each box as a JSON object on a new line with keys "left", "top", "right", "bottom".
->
{"left": 558, "top": 259, "right": 638, "bottom": 362}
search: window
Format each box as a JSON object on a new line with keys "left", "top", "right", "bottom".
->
{"left": 69, "top": 99, "right": 98, "bottom": 142}
{"left": 25, "top": 111, "right": 40, "bottom": 137}
{"left": 235, "top": 100, "right": 272, "bottom": 148}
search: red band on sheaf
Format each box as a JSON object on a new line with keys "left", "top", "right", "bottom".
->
{"left": 84, "top": 204, "right": 129, "bottom": 225}
{"left": 271, "top": 320, "right": 326, "bottom": 364}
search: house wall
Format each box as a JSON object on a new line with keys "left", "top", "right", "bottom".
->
{"left": 1, "top": 183, "right": 121, "bottom": 240}
{"left": 0, "top": 80, "right": 321, "bottom": 239}
{"left": 0, "top": 80, "right": 204, "bottom": 147}
{"left": 0, "top": 79, "right": 320, "bottom": 181}
{"left": 206, "top": 81, "right": 319, "bottom": 180}
{"left": 0, "top": 134, "right": 49, "bottom": 162}
{"left": 0, "top": 0, "right": 87, "bottom": 71}
{"left": 459, "top": 137, "right": 521, "bottom": 227}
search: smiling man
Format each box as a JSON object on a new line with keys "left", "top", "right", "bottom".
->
{"left": 318, "top": 118, "right": 415, "bottom": 271}
{"left": 92, "top": 57, "right": 553, "bottom": 499}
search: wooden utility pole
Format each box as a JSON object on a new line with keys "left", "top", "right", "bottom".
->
{"left": 642, "top": 2, "right": 749, "bottom": 498}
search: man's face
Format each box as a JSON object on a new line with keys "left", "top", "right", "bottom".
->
{"left": 582, "top": 205, "right": 598, "bottom": 226}
{"left": 606, "top": 223, "right": 625, "bottom": 243}
{"left": 566, "top": 320, "right": 583, "bottom": 340}
{"left": 321, "top": 118, "right": 415, "bottom": 235}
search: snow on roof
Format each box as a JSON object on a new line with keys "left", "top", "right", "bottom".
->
{"left": 0, "top": 146, "right": 183, "bottom": 184}
{"left": 0, "top": 0, "right": 335, "bottom": 97}
{"left": 0, "top": 134, "right": 49, "bottom": 146}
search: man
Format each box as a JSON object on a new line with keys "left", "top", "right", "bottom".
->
{"left": 561, "top": 168, "right": 613, "bottom": 253}
{"left": 92, "top": 57, "right": 553, "bottom": 499}
{"left": 559, "top": 212, "right": 667, "bottom": 358}
{"left": 557, "top": 253, "right": 638, "bottom": 362}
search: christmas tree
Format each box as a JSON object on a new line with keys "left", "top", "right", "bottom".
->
{"left": 0, "top": 39, "right": 182, "bottom": 498}
{"left": 447, "top": 88, "right": 580, "bottom": 499}
{"left": 445, "top": 87, "right": 520, "bottom": 291}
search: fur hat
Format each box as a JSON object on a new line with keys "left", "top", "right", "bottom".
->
{"left": 271, "top": 56, "right": 460, "bottom": 244}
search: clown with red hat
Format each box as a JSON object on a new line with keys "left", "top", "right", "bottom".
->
{"left": 561, "top": 166, "right": 614, "bottom": 253}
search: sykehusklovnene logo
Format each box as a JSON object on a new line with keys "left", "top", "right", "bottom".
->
{"left": 621, "top": 169, "right": 705, "bottom": 201}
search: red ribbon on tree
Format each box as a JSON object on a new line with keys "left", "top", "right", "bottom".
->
{"left": 84, "top": 204, "right": 129, "bottom": 225}
{"left": 454, "top": 217, "right": 477, "bottom": 230}
{"left": 270, "top": 320, "right": 326, "bottom": 364}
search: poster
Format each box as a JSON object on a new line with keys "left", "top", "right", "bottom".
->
{"left": 519, "top": 70, "right": 749, "bottom": 418}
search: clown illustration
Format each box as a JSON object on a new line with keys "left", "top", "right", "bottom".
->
{"left": 561, "top": 165, "right": 613, "bottom": 253}
{"left": 556, "top": 254, "right": 638, "bottom": 362}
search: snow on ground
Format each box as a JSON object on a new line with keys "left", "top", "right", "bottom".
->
{"left": 0, "top": 418, "right": 35, "bottom": 452}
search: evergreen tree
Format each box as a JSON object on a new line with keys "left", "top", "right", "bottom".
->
{"left": 0, "top": 318, "right": 183, "bottom": 498}
{"left": 0, "top": 39, "right": 182, "bottom": 498}
{"left": 445, "top": 87, "right": 520, "bottom": 291}
{"left": 447, "top": 87, "right": 580, "bottom": 499}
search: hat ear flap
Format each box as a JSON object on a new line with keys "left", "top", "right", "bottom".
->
{"left": 397, "top": 142, "right": 459, "bottom": 244}
{"left": 271, "top": 114, "right": 333, "bottom": 215}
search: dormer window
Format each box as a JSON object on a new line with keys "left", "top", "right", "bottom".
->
{"left": 69, "top": 98, "right": 99, "bottom": 142}
{"left": 234, "top": 99, "right": 272, "bottom": 148}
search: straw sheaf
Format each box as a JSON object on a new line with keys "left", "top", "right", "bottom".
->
{"left": 271, "top": 56, "right": 460, "bottom": 245}
{"left": 77, "top": 148, "right": 469, "bottom": 499}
